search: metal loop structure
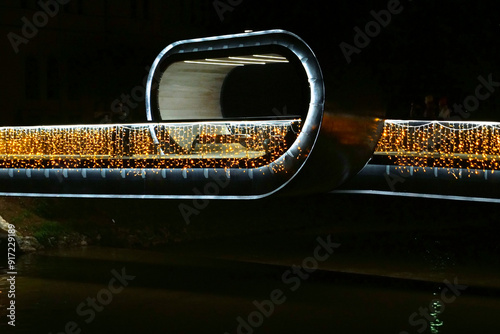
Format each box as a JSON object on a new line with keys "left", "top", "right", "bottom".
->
{"left": 0, "top": 30, "right": 384, "bottom": 199}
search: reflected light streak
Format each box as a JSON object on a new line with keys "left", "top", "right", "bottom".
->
{"left": 332, "top": 190, "right": 500, "bottom": 204}
{"left": 184, "top": 60, "right": 243, "bottom": 67}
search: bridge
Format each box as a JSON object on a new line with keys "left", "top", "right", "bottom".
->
{"left": 336, "top": 120, "right": 500, "bottom": 203}
{"left": 0, "top": 118, "right": 499, "bottom": 201}
{"left": 1, "top": 29, "right": 499, "bottom": 201}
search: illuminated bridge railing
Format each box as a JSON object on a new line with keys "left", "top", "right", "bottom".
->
{"left": 0, "top": 120, "right": 301, "bottom": 170}
{"left": 374, "top": 120, "right": 500, "bottom": 171}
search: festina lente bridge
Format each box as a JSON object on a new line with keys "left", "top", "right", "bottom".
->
{"left": 2, "top": 30, "right": 500, "bottom": 201}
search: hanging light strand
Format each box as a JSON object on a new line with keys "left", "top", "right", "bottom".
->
{"left": 0, "top": 120, "right": 302, "bottom": 170}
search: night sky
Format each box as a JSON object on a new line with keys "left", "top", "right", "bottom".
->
{"left": 2, "top": 3, "right": 500, "bottom": 333}
{"left": 1, "top": 0, "right": 500, "bottom": 124}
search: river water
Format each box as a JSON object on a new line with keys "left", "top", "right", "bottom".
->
{"left": 0, "top": 238, "right": 499, "bottom": 334}
{"left": 1, "top": 194, "right": 500, "bottom": 333}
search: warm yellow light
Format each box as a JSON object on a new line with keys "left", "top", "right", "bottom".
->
{"left": 0, "top": 121, "right": 302, "bottom": 170}
{"left": 375, "top": 121, "right": 500, "bottom": 171}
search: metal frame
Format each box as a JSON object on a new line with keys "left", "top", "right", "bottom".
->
{"left": 0, "top": 30, "right": 325, "bottom": 199}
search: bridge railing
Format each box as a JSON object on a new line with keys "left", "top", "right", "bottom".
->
{"left": 0, "top": 120, "right": 301, "bottom": 169}
{"left": 374, "top": 120, "right": 500, "bottom": 170}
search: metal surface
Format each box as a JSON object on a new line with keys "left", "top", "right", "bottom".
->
{"left": 336, "top": 164, "right": 500, "bottom": 203}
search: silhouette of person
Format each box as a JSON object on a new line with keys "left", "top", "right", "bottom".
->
{"left": 423, "top": 95, "right": 437, "bottom": 119}
{"left": 438, "top": 97, "right": 451, "bottom": 120}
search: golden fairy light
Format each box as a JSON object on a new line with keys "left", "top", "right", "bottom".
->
{"left": 0, "top": 120, "right": 301, "bottom": 170}
{"left": 375, "top": 120, "right": 500, "bottom": 171}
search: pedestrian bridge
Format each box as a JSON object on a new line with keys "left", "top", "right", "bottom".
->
{"left": 1, "top": 119, "right": 500, "bottom": 201}
{"left": 335, "top": 120, "right": 500, "bottom": 203}
{"left": 374, "top": 120, "right": 500, "bottom": 171}
{"left": 1, "top": 29, "right": 499, "bottom": 201}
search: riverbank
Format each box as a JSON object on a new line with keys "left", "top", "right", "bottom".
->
{"left": 1, "top": 192, "right": 499, "bottom": 271}
{"left": 0, "top": 193, "right": 353, "bottom": 252}
{"left": 0, "top": 197, "right": 185, "bottom": 252}
{"left": 2, "top": 193, "right": 500, "bottom": 333}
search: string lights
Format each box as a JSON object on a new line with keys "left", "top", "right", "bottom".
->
{"left": 0, "top": 120, "right": 301, "bottom": 170}
{"left": 5, "top": 119, "right": 498, "bottom": 174}
{"left": 375, "top": 120, "right": 500, "bottom": 172}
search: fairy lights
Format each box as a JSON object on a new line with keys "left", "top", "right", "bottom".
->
{"left": 5, "top": 119, "right": 499, "bottom": 173}
{"left": 0, "top": 120, "right": 301, "bottom": 170}
{"left": 375, "top": 120, "right": 500, "bottom": 171}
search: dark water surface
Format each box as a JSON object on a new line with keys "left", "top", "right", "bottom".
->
{"left": 1, "top": 194, "right": 500, "bottom": 333}
{"left": 0, "top": 239, "right": 499, "bottom": 334}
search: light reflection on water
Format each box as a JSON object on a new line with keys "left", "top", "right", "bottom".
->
{"left": 414, "top": 236, "right": 456, "bottom": 334}
{"left": 429, "top": 296, "right": 444, "bottom": 334}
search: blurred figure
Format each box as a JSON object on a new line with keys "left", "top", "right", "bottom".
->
{"left": 438, "top": 97, "right": 451, "bottom": 120}
{"left": 113, "top": 102, "right": 129, "bottom": 122}
{"left": 423, "top": 95, "right": 437, "bottom": 119}
{"left": 410, "top": 102, "right": 423, "bottom": 119}
{"left": 99, "top": 113, "right": 112, "bottom": 124}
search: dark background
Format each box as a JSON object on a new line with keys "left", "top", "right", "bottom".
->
{"left": 1, "top": 3, "right": 500, "bottom": 332}
{"left": 1, "top": 0, "right": 499, "bottom": 125}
